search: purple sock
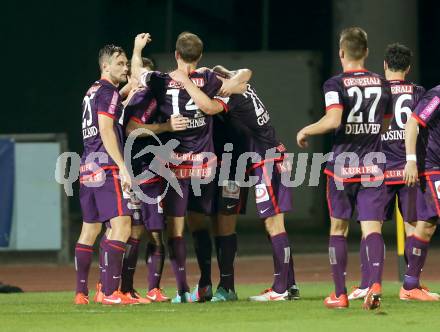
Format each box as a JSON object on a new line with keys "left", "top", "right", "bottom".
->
{"left": 99, "top": 235, "right": 107, "bottom": 286}
{"left": 359, "top": 237, "right": 370, "bottom": 289}
{"left": 365, "top": 232, "right": 385, "bottom": 286}
{"left": 404, "top": 236, "right": 413, "bottom": 267}
{"left": 104, "top": 240, "right": 126, "bottom": 296}
{"left": 146, "top": 242, "right": 165, "bottom": 290}
{"left": 329, "top": 235, "right": 347, "bottom": 297}
{"left": 287, "top": 245, "right": 296, "bottom": 288}
{"left": 214, "top": 234, "right": 237, "bottom": 291}
{"left": 168, "top": 237, "right": 189, "bottom": 293}
{"left": 403, "top": 236, "right": 429, "bottom": 290}
{"left": 120, "top": 237, "right": 140, "bottom": 293}
{"left": 270, "top": 233, "right": 290, "bottom": 294}
{"left": 75, "top": 243, "right": 93, "bottom": 295}
{"left": 192, "top": 230, "right": 212, "bottom": 288}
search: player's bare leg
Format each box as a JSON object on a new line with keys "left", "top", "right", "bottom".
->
{"left": 145, "top": 230, "right": 169, "bottom": 302}
{"left": 211, "top": 214, "right": 239, "bottom": 302}
{"left": 360, "top": 220, "right": 384, "bottom": 310}
{"left": 400, "top": 219, "right": 439, "bottom": 301}
{"left": 185, "top": 211, "right": 213, "bottom": 302}
{"left": 250, "top": 214, "right": 295, "bottom": 302}
{"left": 74, "top": 222, "right": 102, "bottom": 304}
{"left": 323, "top": 217, "right": 349, "bottom": 308}
{"left": 167, "top": 216, "right": 191, "bottom": 303}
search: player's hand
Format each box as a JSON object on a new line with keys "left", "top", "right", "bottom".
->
{"left": 119, "top": 166, "right": 132, "bottom": 192}
{"left": 296, "top": 129, "right": 309, "bottom": 148}
{"left": 169, "top": 70, "right": 190, "bottom": 85}
{"left": 217, "top": 77, "right": 235, "bottom": 97}
{"left": 403, "top": 161, "right": 419, "bottom": 187}
{"left": 134, "top": 33, "right": 152, "bottom": 51}
{"left": 167, "top": 115, "right": 190, "bottom": 132}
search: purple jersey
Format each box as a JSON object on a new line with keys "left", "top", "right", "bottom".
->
{"left": 215, "top": 84, "right": 284, "bottom": 157}
{"left": 413, "top": 85, "right": 440, "bottom": 171}
{"left": 322, "top": 70, "right": 393, "bottom": 181}
{"left": 141, "top": 70, "right": 223, "bottom": 166}
{"left": 121, "top": 88, "right": 158, "bottom": 175}
{"left": 381, "top": 81, "right": 425, "bottom": 184}
{"left": 80, "top": 79, "right": 124, "bottom": 173}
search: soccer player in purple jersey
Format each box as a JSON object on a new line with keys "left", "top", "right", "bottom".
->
{"left": 297, "top": 27, "right": 393, "bottom": 309}
{"left": 131, "top": 32, "right": 248, "bottom": 303}
{"left": 74, "top": 45, "right": 138, "bottom": 305}
{"left": 402, "top": 76, "right": 440, "bottom": 302}
{"left": 348, "top": 44, "right": 439, "bottom": 302}
{"left": 119, "top": 57, "right": 189, "bottom": 303}
{"left": 169, "top": 64, "right": 298, "bottom": 302}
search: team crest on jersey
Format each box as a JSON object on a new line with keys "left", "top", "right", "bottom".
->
{"left": 222, "top": 180, "right": 240, "bottom": 199}
{"left": 255, "top": 184, "right": 269, "bottom": 203}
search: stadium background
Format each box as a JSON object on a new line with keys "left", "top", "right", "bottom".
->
{"left": 1, "top": 0, "right": 440, "bottom": 292}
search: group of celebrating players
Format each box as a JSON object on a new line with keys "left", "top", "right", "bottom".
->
{"left": 73, "top": 26, "right": 440, "bottom": 310}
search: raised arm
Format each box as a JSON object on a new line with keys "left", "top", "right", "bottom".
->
{"left": 131, "top": 33, "right": 152, "bottom": 84}
{"left": 213, "top": 65, "right": 252, "bottom": 96}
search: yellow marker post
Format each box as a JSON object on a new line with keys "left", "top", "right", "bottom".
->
{"left": 395, "top": 196, "right": 406, "bottom": 281}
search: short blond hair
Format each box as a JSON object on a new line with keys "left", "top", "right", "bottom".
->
{"left": 339, "top": 27, "right": 368, "bottom": 60}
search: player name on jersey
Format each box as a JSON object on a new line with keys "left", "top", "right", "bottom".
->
{"left": 82, "top": 126, "right": 99, "bottom": 139}
{"left": 345, "top": 123, "right": 381, "bottom": 135}
{"left": 382, "top": 129, "right": 405, "bottom": 141}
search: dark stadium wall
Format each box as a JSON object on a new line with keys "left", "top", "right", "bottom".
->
{"left": 4, "top": 0, "right": 332, "bottom": 221}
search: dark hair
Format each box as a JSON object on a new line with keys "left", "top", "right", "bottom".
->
{"left": 339, "top": 27, "right": 368, "bottom": 60}
{"left": 98, "top": 44, "right": 126, "bottom": 71}
{"left": 384, "top": 43, "right": 412, "bottom": 72}
{"left": 142, "top": 57, "right": 155, "bottom": 70}
{"left": 175, "top": 32, "right": 203, "bottom": 63}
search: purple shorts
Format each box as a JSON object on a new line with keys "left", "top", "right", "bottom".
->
{"left": 80, "top": 168, "right": 132, "bottom": 223}
{"left": 326, "top": 176, "right": 386, "bottom": 221}
{"left": 162, "top": 178, "right": 216, "bottom": 217}
{"left": 139, "top": 179, "right": 166, "bottom": 231}
{"left": 417, "top": 173, "right": 440, "bottom": 221}
{"left": 212, "top": 164, "right": 249, "bottom": 216}
{"left": 384, "top": 184, "right": 418, "bottom": 223}
{"left": 251, "top": 159, "right": 293, "bottom": 219}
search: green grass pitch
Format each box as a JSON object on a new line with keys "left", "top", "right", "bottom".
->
{"left": 1, "top": 282, "right": 440, "bottom": 332}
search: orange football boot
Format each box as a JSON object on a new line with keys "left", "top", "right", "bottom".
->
{"left": 323, "top": 292, "right": 349, "bottom": 309}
